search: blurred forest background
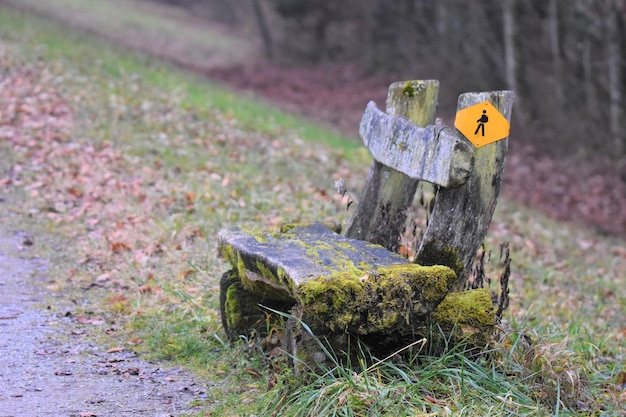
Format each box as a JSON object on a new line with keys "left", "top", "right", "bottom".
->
{"left": 3, "top": 0, "right": 623, "bottom": 235}
{"left": 153, "top": 0, "right": 625, "bottom": 159}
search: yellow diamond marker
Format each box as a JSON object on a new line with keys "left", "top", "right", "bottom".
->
{"left": 454, "top": 101, "right": 510, "bottom": 148}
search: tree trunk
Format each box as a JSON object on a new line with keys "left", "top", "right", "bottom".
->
{"left": 582, "top": 37, "right": 598, "bottom": 123}
{"left": 548, "top": 0, "right": 564, "bottom": 106}
{"left": 252, "top": 0, "right": 274, "bottom": 60}
{"left": 502, "top": 0, "right": 520, "bottom": 115}
{"left": 605, "top": 0, "right": 624, "bottom": 157}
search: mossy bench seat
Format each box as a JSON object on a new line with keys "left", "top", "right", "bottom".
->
{"left": 218, "top": 223, "right": 495, "bottom": 352}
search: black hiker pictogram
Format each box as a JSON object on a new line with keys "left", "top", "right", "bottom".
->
{"left": 474, "top": 110, "right": 488, "bottom": 136}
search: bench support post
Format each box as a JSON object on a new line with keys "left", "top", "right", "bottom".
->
{"left": 415, "top": 91, "right": 514, "bottom": 290}
{"left": 345, "top": 80, "right": 439, "bottom": 251}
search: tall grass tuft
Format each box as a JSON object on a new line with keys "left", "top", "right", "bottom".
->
{"left": 255, "top": 310, "right": 553, "bottom": 416}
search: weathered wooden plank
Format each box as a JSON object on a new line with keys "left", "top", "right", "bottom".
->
{"left": 359, "top": 101, "right": 474, "bottom": 188}
{"left": 414, "top": 91, "right": 514, "bottom": 290}
{"left": 345, "top": 80, "right": 439, "bottom": 251}
{"left": 218, "top": 223, "right": 457, "bottom": 337}
{"left": 219, "top": 223, "right": 409, "bottom": 298}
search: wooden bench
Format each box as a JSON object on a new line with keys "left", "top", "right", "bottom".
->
{"left": 218, "top": 80, "right": 513, "bottom": 360}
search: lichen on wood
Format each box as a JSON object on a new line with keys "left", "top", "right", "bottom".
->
{"left": 219, "top": 269, "right": 291, "bottom": 341}
{"left": 218, "top": 223, "right": 411, "bottom": 293}
{"left": 219, "top": 223, "right": 500, "bottom": 361}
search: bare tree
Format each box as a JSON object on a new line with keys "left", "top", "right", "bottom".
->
{"left": 548, "top": 0, "right": 564, "bottom": 106}
{"left": 503, "top": 0, "right": 521, "bottom": 118}
{"left": 252, "top": 0, "right": 274, "bottom": 60}
{"left": 605, "top": 0, "right": 624, "bottom": 156}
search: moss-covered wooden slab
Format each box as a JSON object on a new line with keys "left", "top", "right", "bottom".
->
{"left": 218, "top": 223, "right": 457, "bottom": 337}
{"left": 219, "top": 222, "right": 411, "bottom": 299}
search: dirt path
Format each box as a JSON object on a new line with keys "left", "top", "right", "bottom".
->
{"left": 0, "top": 222, "right": 206, "bottom": 417}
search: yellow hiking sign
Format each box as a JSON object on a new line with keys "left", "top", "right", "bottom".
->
{"left": 454, "top": 101, "right": 510, "bottom": 148}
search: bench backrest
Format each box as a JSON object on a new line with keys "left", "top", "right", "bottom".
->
{"left": 345, "top": 80, "right": 514, "bottom": 290}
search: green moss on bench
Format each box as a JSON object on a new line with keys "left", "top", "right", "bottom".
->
{"left": 219, "top": 223, "right": 458, "bottom": 338}
{"left": 298, "top": 263, "right": 455, "bottom": 334}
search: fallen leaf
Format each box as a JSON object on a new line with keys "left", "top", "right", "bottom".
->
{"left": 95, "top": 273, "right": 110, "bottom": 283}
{"left": 67, "top": 187, "right": 83, "bottom": 198}
{"left": 398, "top": 244, "right": 413, "bottom": 258}
{"left": 138, "top": 285, "right": 153, "bottom": 294}
{"left": 267, "top": 346, "right": 283, "bottom": 359}
{"left": 180, "top": 270, "right": 194, "bottom": 280}
{"left": 184, "top": 286, "right": 200, "bottom": 294}
{"left": 425, "top": 394, "right": 442, "bottom": 404}
{"left": 107, "top": 346, "right": 124, "bottom": 353}
{"left": 125, "top": 367, "right": 140, "bottom": 375}
{"left": 244, "top": 368, "right": 263, "bottom": 379}
{"left": 110, "top": 241, "right": 131, "bottom": 253}
{"left": 268, "top": 216, "right": 283, "bottom": 226}
{"left": 107, "top": 295, "right": 127, "bottom": 305}
{"left": 338, "top": 388, "right": 353, "bottom": 406}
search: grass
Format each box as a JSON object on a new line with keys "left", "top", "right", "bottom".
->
{"left": 0, "top": 1, "right": 361, "bottom": 157}
{"left": 1, "top": 3, "right": 625, "bottom": 416}
{"left": 1, "top": 0, "right": 253, "bottom": 67}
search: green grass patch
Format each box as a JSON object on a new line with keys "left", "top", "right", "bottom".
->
{"left": 3, "top": 0, "right": 253, "bottom": 66}
{"left": 0, "top": 4, "right": 624, "bottom": 416}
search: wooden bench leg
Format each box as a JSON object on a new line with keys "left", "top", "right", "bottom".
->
{"left": 415, "top": 91, "right": 514, "bottom": 290}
